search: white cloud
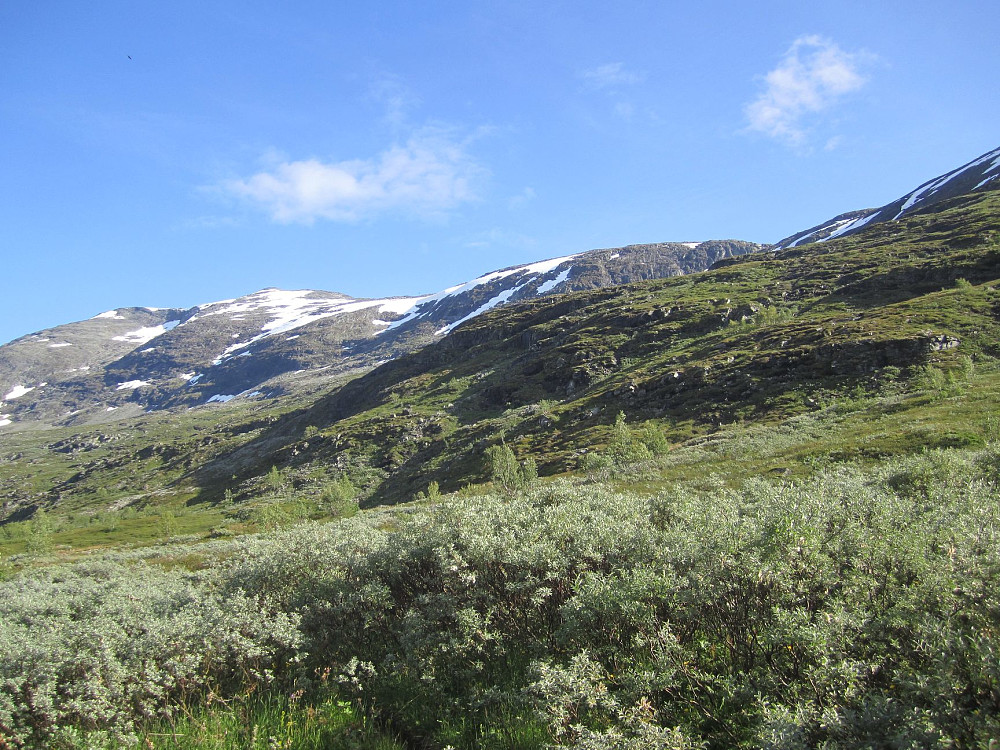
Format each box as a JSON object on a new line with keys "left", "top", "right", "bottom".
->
{"left": 225, "top": 130, "right": 485, "bottom": 223}
{"left": 824, "top": 135, "right": 844, "bottom": 152}
{"left": 582, "top": 62, "right": 642, "bottom": 89}
{"left": 745, "top": 35, "right": 869, "bottom": 145}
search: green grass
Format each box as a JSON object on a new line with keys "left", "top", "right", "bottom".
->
{"left": 129, "top": 693, "right": 403, "bottom": 750}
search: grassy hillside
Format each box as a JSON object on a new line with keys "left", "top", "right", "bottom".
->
{"left": 189, "top": 185, "right": 1000, "bottom": 501}
{"left": 2, "top": 186, "right": 999, "bottom": 558}
{"left": 3, "top": 443, "right": 999, "bottom": 748}
{"left": 2, "top": 185, "right": 1000, "bottom": 748}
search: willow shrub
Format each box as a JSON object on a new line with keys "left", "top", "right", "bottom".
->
{"left": 220, "top": 448, "right": 1000, "bottom": 748}
{"left": 4, "top": 447, "right": 1000, "bottom": 748}
{"left": 0, "top": 561, "right": 301, "bottom": 748}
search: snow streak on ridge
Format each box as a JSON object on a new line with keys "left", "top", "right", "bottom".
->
{"left": 385, "top": 253, "right": 580, "bottom": 333}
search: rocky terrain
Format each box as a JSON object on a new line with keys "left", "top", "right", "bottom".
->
{"left": 0, "top": 240, "right": 762, "bottom": 427}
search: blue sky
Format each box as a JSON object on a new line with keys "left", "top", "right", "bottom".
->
{"left": 2, "top": 1, "right": 998, "bottom": 345}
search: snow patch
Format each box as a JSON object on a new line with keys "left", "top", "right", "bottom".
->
{"left": 384, "top": 254, "right": 580, "bottom": 333}
{"left": 821, "top": 212, "right": 878, "bottom": 242}
{"left": 198, "top": 289, "right": 431, "bottom": 364}
{"left": 379, "top": 296, "right": 431, "bottom": 315}
{"left": 536, "top": 268, "right": 572, "bottom": 294}
{"left": 48, "top": 342, "right": 72, "bottom": 348}
{"left": 112, "top": 320, "right": 180, "bottom": 345}
{"left": 116, "top": 380, "right": 149, "bottom": 390}
{"left": 788, "top": 217, "right": 850, "bottom": 247}
{"left": 3, "top": 385, "right": 34, "bottom": 401}
{"left": 94, "top": 310, "right": 125, "bottom": 319}
{"left": 206, "top": 394, "right": 235, "bottom": 403}
{"left": 680, "top": 242, "right": 701, "bottom": 249}
{"left": 0, "top": 414, "right": 11, "bottom": 427}
{"left": 187, "top": 374, "right": 203, "bottom": 385}
{"left": 975, "top": 172, "right": 999, "bottom": 190}
{"left": 894, "top": 147, "right": 1000, "bottom": 220}
{"left": 436, "top": 283, "right": 530, "bottom": 335}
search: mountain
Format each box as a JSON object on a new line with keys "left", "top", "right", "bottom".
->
{"left": 0, "top": 240, "right": 761, "bottom": 428}
{"left": 0, "top": 143, "right": 997, "bottom": 533}
{"left": 187, "top": 178, "right": 1000, "bottom": 505}
{"left": 775, "top": 144, "right": 1000, "bottom": 248}
{"left": 5, "top": 150, "right": 1000, "bottom": 750}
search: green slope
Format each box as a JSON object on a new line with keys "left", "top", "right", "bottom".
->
{"left": 193, "top": 184, "right": 1000, "bottom": 502}
{"left": 2, "top": 185, "right": 999, "bottom": 556}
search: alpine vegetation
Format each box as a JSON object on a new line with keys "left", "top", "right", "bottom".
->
{"left": 3, "top": 444, "right": 1000, "bottom": 747}
{"left": 2, "top": 148, "right": 1000, "bottom": 748}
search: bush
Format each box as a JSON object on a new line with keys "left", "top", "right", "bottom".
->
{"left": 6, "top": 447, "right": 1000, "bottom": 747}
{"left": 0, "top": 561, "right": 300, "bottom": 747}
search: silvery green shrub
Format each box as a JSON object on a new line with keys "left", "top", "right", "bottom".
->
{"left": 0, "top": 560, "right": 300, "bottom": 748}
{"left": 5, "top": 446, "right": 1000, "bottom": 747}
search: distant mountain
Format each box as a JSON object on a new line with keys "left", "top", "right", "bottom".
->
{"left": 0, "top": 240, "right": 762, "bottom": 427}
{"left": 775, "top": 145, "right": 1000, "bottom": 249}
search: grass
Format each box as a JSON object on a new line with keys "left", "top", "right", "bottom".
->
{"left": 125, "top": 692, "right": 403, "bottom": 750}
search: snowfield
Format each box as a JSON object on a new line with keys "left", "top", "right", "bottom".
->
{"left": 385, "top": 253, "right": 580, "bottom": 333}
{"left": 112, "top": 320, "right": 180, "bottom": 345}
{"left": 3, "top": 385, "right": 35, "bottom": 401}
{"left": 195, "top": 289, "right": 432, "bottom": 366}
{"left": 116, "top": 380, "right": 149, "bottom": 390}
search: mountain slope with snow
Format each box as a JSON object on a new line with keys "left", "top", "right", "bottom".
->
{"left": 0, "top": 239, "right": 762, "bottom": 427}
{"left": 776, "top": 145, "right": 1000, "bottom": 249}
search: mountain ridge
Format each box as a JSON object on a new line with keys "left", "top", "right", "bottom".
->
{"left": 0, "top": 143, "right": 999, "bottom": 534}
{"left": 0, "top": 240, "right": 762, "bottom": 428}
{"left": 5, "top": 145, "right": 1000, "bottom": 433}
{"left": 775, "top": 145, "right": 1000, "bottom": 248}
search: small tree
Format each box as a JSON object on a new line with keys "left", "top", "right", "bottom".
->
{"left": 266, "top": 465, "right": 285, "bottom": 494}
{"left": 486, "top": 442, "right": 537, "bottom": 497}
{"left": 26, "top": 509, "right": 53, "bottom": 555}
{"left": 607, "top": 412, "right": 651, "bottom": 467}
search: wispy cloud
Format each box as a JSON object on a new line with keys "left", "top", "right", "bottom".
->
{"left": 508, "top": 186, "right": 536, "bottom": 210}
{"left": 461, "top": 227, "right": 536, "bottom": 250}
{"left": 224, "top": 129, "right": 485, "bottom": 224}
{"left": 745, "top": 35, "right": 870, "bottom": 145}
{"left": 582, "top": 62, "right": 643, "bottom": 90}
{"left": 581, "top": 63, "right": 644, "bottom": 121}
{"left": 369, "top": 75, "right": 419, "bottom": 129}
